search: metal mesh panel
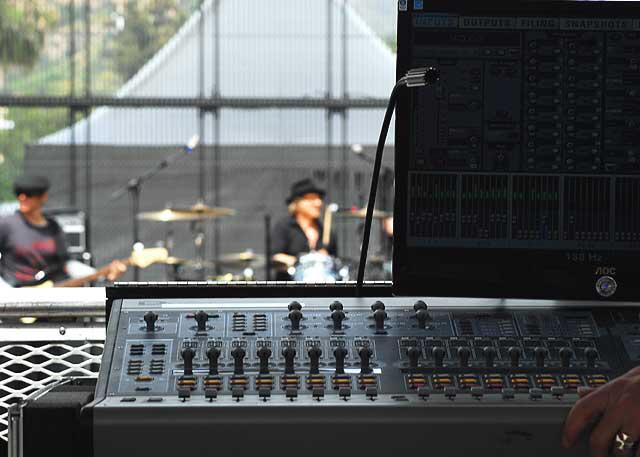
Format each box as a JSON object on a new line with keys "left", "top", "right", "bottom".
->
{"left": 0, "top": 340, "right": 103, "bottom": 443}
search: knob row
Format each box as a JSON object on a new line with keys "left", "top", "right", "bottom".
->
{"left": 180, "top": 346, "right": 375, "bottom": 376}
{"left": 408, "top": 346, "right": 599, "bottom": 368}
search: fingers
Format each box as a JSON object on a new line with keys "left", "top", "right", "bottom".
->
{"left": 587, "top": 401, "right": 627, "bottom": 457}
{"left": 578, "top": 387, "right": 598, "bottom": 398}
{"left": 563, "top": 388, "right": 609, "bottom": 448}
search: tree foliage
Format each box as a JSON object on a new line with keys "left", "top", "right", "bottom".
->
{"left": 113, "top": 0, "right": 188, "bottom": 81}
{"left": 0, "top": 0, "right": 55, "bottom": 67}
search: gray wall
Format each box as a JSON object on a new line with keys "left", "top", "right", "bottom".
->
{"left": 25, "top": 144, "right": 394, "bottom": 281}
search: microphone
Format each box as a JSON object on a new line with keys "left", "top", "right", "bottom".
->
{"left": 185, "top": 135, "right": 200, "bottom": 154}
{"left": 404, "top": 66, "right": 440, "bottom": 88}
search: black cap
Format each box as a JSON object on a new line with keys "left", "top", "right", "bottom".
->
{"left": 286, "top": 178, "right": 325, "bottom": 204}
{"left": 13, "top": 175, "right": 50, "bottom": 196}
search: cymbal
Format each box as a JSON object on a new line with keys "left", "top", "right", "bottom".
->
{"left": 216, "top": 251, "right": 266, "bottom": 269}
{"left": 163, "top": 251, "right": 265, "bottom": 269}
{"left": 335, "top": 207, "right": 392, "bottom": 219}
{"left": 138, "top": 204, "right": 235, "bottom": 222}
{"left": 163, "top": 257, "right": 216, "bottom": 269}
{"left": 218, "top": 251, "right": 264, "bottom": 264}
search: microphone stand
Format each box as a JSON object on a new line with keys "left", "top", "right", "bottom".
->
{"left": 356, "top": 68, "right": 439, "bottom": 296}
{"left": 111, "top": 136, "right": 199, "bottom": 281}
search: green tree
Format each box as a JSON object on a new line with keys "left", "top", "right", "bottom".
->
{"left": 0, "top": 1, "right": 50, "bottom": 67}
{"left": 113, "top": 0, "right": 188, "bottom": 81}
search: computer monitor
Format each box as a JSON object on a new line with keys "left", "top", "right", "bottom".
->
{"left": 394, "top": 0, "right": 640, "bottom": 300}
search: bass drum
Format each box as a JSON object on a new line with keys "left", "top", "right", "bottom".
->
{"left": 292, "top": 252, "right": 349, "bottom": 282}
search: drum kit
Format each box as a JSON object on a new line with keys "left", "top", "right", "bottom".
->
{"left": 137, "top": 202, "right": 393, "bottom": 282}
{"left": 137, "top": 203, "right": 262, "bottom": 281}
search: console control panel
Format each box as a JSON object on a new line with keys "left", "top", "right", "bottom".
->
{"left": 96, "top": 297, "right": 639, "bottom": 402}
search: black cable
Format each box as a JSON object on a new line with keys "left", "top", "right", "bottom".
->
{"left": 356, "top": 81, "right": 403, "bottom": 296}
{"left": 355, "top": 67, "right": 439, "bottom": 296}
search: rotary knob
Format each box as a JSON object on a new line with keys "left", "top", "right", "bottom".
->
{"left": 373, "top": 309, "right": 387, "bottom": 333}
{"left": 413, "top": 300, "right": 428, "bottom": 312}
{"left": 194, "top": 310, "right": 209, "bottom": 332}
{"left": 329, "top": 301, "right": 344, "bottom": 311}
{"left": 144, "top": 311, "right": 158, "bottom": 332}
{"left": 359, "top": 347, "right": 373, "bottom": 374}
{"left": 288, "top": 301, "right": 302, "bottom": 311}
{"left": 257, "top": 346, "right": 272, "bottom": 375}
{"left": 585, "top": 347, "right": 599, "bottom": 368}
{"left": 333, "top": 346, "right": 348, "bottom": 375}
{"left": 231, "top": 347, "right": 246, "bottom": 375}
{"left": 534, "top": 347, "right": 548, "bottom": 368}
{"left": 416, "top": 309, "right": 432, "bottom": 329}
{"left": 559, "top": 347, "right": 573, "bottom": 368}
{"left": 331, "top": 310, "right": 346, "bottom": 331}
{"left": 206, "top": 347, "right": 221, "bottom": 376}
{"left": 283, "top": 347, "right": 296, "bottom": 375}
{"left": 407, "top": 346, "right": 422, "bottom": 371}
{"left": 508, "top": 346, "right": 521, "bottom": 368}
{"left": 432, "top": 346, "right": 445, "bottom": 368}
{"left": 457, "top": 346, "right": 471, "bottom": 367}
{"left": 288, "top": 309, "right": 303, "bottom": 332}
{"left": 483, "top": 346, "right": 497, "bottom": 368}
{"left": 308, "top": 347, "right": 322, "bottom": 375}
{"left": 371, "top": 301, "right": 385, "bottom": 311}
{"left": 181, "top": 347, "right": 196, "bottom": 376}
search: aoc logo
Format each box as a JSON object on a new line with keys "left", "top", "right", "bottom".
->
{"left": 595, "top": 266, "right": 616, "bottom": 276}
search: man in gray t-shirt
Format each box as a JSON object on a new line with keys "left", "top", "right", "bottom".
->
{"left": 0, "top": 175, "right": 125, "bottom": 287}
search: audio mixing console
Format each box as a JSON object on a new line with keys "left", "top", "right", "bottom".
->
{"left": 87, "top": 294, "right": 640, "bottom": 457}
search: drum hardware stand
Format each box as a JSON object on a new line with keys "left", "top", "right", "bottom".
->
{"left": 111, "top": 136, "right": 199, "bottom": 281}
{"left": 190, "top": 217, "right": 207, "bottom": 280}
{"left": 356, "top": 67, "right": 439, "bottom": 296}
{"left": 265, "top": 214, "right": 272, "bottom": 281}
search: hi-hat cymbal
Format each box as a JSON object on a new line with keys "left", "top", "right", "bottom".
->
{"left": 335, "top": 207, "right": 392, "bottom": 219}
{"left": 138, "top": 204, "right": 236, "bottom": 222}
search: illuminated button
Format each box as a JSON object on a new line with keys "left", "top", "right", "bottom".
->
{"left": 135, "top": 375, "right": 154, "bottom": 382}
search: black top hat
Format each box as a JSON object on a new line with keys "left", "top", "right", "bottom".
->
{"left": 13, "top": 175, "right": 50, "bottom": 196}
{"left": 286, "top": 178, "right": 325, "bottom": 204}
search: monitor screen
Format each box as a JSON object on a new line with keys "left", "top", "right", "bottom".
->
{"left": 394, "top": 0, "right": 640, "bottom": 300}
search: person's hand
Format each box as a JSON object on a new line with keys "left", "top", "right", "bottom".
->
{"left": 272, "top": 253, "right": 297, "bottom": 268}
{"left": 563, "top": 366, "right": 640, "bottom": 457}
{"left": 383, "top": 216, "right": 393, "bottom": 237}
{"left": 106, "top": 260, "right": 127, "bottom": 281}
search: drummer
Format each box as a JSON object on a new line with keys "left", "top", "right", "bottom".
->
{"left": 271, "top": 178, "right": 338, "bottom": 279}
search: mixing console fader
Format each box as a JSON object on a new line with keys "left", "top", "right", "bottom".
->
{"left": 88, "top": 295, "right": 640, "bottom": 457}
